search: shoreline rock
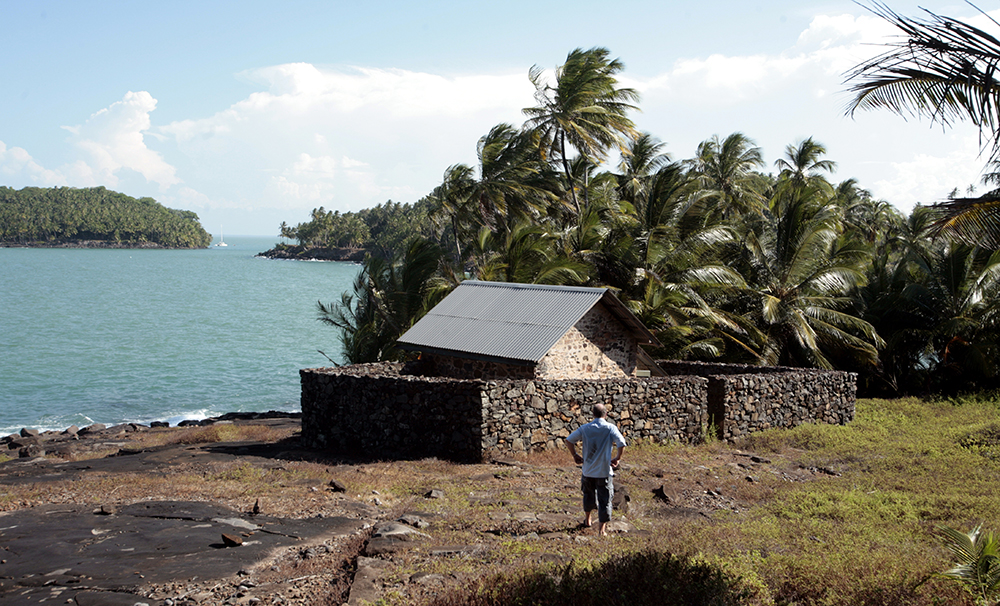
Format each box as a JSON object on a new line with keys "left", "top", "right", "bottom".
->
{"left": 256, "top": 244, "right": 365, "bottom": 262}
{"left": 3, "top": 411, "right": 303, "bottom": 458}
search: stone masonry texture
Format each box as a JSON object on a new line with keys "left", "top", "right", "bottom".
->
{"left": 300, "top": 360, "right": 856, "bottom": 461}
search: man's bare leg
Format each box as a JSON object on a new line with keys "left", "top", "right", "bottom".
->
{"left": 583, "top": 510, "right": 593, "bottom": 527}
{"left": 598, "top": 521, "right": 608, "bottom": 536}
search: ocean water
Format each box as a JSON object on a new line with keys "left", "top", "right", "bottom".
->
{"left": 0, "top": 236, "right": 359, "bottom": 435}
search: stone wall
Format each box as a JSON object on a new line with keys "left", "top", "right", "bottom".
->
{"left": 299, "top": 363, "right": 486, "bottom": 461}
{"left": 423, "top": 354, "right": 535, "bottom": 381}
{"left": 478, "top": 377, "right": 708, "bottom": 455}
{"left": 300, "top": 360, "right": 856, "bottom": 461}
{"left": 657, "top": 360, "right": 795, "bottom": 377}
{"left": 656, "top": 360, "right": 857, "bottom": 441}
{"left": 536, "top": 303, "right": 637, "bottom": 379}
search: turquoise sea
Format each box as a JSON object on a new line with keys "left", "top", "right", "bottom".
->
{"left": 0, "top": 236, "right": 359, "bottom": 435}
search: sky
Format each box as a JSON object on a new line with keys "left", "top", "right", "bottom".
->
{"left": 1, "top": 1, "right": 997, "bottom": 237}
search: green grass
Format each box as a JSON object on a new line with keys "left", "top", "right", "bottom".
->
{"left": 412, "top": 395, "right": 1000, "bottom": 606}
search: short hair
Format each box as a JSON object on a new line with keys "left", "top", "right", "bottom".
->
{"left": 593, "top": 403, "right": 607, "bottom": 418}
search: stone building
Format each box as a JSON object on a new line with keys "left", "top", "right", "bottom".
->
{"left": 396, "top": 280, "right": 662, "bottom": 381}
{"left": 300, "top": 281, "right": 858, "bottom": 461}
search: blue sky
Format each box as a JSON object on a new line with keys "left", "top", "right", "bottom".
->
{"left": 1, "top": 1, "right": 994, "bottom": 237}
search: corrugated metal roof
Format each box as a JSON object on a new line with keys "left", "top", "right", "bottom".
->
{"left": 397, "top": 280, "right": 660, "bottom": 364}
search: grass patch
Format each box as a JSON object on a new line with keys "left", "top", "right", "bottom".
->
{"left": 413, "top": 395, "right": 1000, "bottom": 606}
{"left": 161, "top": 423, "right": 291, "bottom": 446}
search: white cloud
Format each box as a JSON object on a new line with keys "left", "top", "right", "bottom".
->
{"left": 156, "top": 186, "right": 245, "bottom": 215}
{"left": 0, "top": 141, "right": 66, "bottom": 185}
{"left": 635, "top": 13, "right": 893, "bottom": 107}
{"left": 64, "top": 91, "right": 179, "bottom": 189}
{"left": 262, "top": 152, "right": 416, "bottom": 209}
{"left": 870, "top": 138, "right": 985, "bottom": 208}
{"left": 166, "top": 64, "right": 532, "bottom": 144}
{"left": 158, "top": 65, "right": 534, "bottom": 215}
{"left": 9, "top": 5, "right": 1000, "bottom": 236}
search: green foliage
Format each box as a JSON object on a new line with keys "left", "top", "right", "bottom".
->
{"left": 283, "top": 46, "right": 1000, "bottom": 394}
{"left": 317, "top": 237, "right": 445, "bottom": 363}
{"left": 937, "top": 525, "right": 1000, "bottom": 606}
{"left": 0, "top": 186, "right": 210, "bottom": 248}
{"left": 283, "top": 200, "right": 434, "bottom": 256}
{"left": 669, "top": 395, "right": 1000, "bottom": 606}
{"left": 427, "top": 550, "right": 747, "bottom": 606}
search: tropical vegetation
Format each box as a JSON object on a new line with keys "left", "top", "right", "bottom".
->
{"left": 285, "top": 40, "right": 1000, "bottom": 396}
{"left": 937, "top": 524, "right": 1000, "bottom": 606}
{"left": 0, "top": 186, "right": 211, "bottom": 248}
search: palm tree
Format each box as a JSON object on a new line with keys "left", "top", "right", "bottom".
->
{"left": 318, "top": 238, "right": 444, "bottom": 363}
{"left": 851, "top": 206, "right": 932, "bottom": 394}
{"left": 930, "top": 192, "right": 1000, "bottom": 249}
{"left": 469, "top": 222, "right": 589, "bottom": 286}
{"left": 599, "top": 157, "right": 746, "bottom": 361}
{"left": 936, "top": 524, "right": 1000, "bottom": 606}
{"left": 845, "top": 3, "right": 1000, "bottom": 159}
{"left": 903, "top": 233, "right": 1000, "bottom": 388}
{"left": 687, "top": 132, "right": 767, "bottom": 219}
{"left": 471, "top": 124, "right": 554, "bottom": 233}
{"left": 724, "top": 183, "right": 884, "bottom": 369}
{"left": 774, "top": 137, "right": 836, "bottom": 191}
{"left": 851, "top": 203, "right": 1000, "bottom": 392}
{"left": 844, "top": 3, "right": 1000, "bottom": 248}
{"left": 934, "top": 161, "right": 1000, "bottom": 248}
{"left": 523, "top": 47, "right": 640, "bottom": 215}
{"left": 617, "top": 133, "right": 671, "bottom": 210}
{"left": 429, "top": 164, "right": 476, "bottom": 262}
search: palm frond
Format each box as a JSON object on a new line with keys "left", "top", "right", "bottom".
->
{"left": 845, "top": 2, "right": 1000, "bottom": 161}
{"left": 930, "top": 191, "right": 1000, "bottom": 249}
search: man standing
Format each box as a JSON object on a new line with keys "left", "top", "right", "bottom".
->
{"left": 565, "top": 403, "right": 626, "bottom": 536}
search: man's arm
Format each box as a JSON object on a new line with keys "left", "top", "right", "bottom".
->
{"left": 611, "top": 445, "right": 625, "bottom": 469}
{"left": 566, "top": 439, "right": 583, "bottom": 465}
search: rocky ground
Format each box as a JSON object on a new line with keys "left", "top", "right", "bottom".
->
{"left": 0, "top": 415, "right": 837, "bottom": 606}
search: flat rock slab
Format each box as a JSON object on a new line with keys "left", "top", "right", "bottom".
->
{"left": 0, "top": 432, "right": 310, "bottom": 487}
{"left": 0, "top": 501, "right": 366, "bottom": 600}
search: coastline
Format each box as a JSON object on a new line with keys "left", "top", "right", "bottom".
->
{"left": 0, "top": 404, "right": 303, "bottom": 438}
{"left": 0, "top": 240, "right": 203, "bottom": 249}
{"left": 2, "top": 409, "right": 301, "bottom": 444}
{"left": 256, "top": 244, "right": 365, "bottom": 262}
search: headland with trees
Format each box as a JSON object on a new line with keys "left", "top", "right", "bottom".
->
{"left": 0, "top": 186, "right": 212, "bottom": 249}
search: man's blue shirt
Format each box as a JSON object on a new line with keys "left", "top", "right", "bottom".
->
{"left": 566, "top": 417, "right": 626, "bottom": 478}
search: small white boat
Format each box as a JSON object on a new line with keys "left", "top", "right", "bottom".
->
{"left": 215, "top": 228, "right": 228, "bottom": 247}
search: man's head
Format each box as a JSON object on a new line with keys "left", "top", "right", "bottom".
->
{"left": 593, "top": 403, "right": 607, "bottom": 418}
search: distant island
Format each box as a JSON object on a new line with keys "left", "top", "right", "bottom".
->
{"left": 0, "top": 186, "right": 211, "bottom": 249}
